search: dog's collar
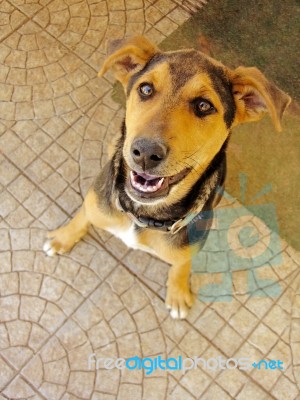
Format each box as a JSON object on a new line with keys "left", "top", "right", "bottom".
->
{"left": 115, "top": 197, "right": 204, "bottom": 235}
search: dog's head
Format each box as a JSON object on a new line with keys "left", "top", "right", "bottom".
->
{"left": 99, "top": 36, "right": 291, "bottom": 206}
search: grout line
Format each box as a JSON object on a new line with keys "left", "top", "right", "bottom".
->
{"left": 0, "top": 1, "right": 30, "bottom": 44}
{"left": 175, "top": 269, "right": 300, "bottom": 398}
{"left": 0, "top": 94, "right": 113, "bottom": 226}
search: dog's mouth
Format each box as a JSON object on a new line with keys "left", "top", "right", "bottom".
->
{"left": 127, "top": 168, "right": 190, "bottom": 200}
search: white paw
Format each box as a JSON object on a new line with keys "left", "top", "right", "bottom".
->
{"left": 170, "top": 306, "right": 188, "bottom": 320}
{"left": 166, "top": 286, "right": 193, "bottom": 320}
{"left": 43, "top": 241, "right": 56, "bottom": 257}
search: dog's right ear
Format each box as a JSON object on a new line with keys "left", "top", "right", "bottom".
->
{"left": 98, "top": 36, "right": 159, "bottom": 86}
{"left": 230, "top": 66, "right": 291, "bottom": 132}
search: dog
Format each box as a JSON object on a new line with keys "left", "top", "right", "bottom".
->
{"left": 43, "top": 36, "right": 291, "bottom": 319}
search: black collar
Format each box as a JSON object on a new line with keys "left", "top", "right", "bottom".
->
{"left": 115, "top": 195, "right": 207, "bottom": 234}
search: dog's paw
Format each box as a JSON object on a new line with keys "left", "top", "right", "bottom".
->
{"left": 43, "top": 238, "right": 69, "bottom": 257}
{"left": 43, "top": 240, "right": 57, "bottom": 257}
{"left": 43, "top": 228, "right": 77, "bottom": 256}
{"left": 165, "top": 285, "right": 194, "bottom": 319}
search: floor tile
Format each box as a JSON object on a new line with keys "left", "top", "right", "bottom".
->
{"left": 0, "top": 0, "right": 27, "bottom": 41}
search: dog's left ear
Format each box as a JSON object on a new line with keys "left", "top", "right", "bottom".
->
{"left": 230, "top": 66, "right": 291, "bottom": 131}
{"left": 98, "top": 36, "right": 159, "bottom": 86}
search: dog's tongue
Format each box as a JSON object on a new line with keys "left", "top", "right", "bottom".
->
{"left": 130, "top": 171, "right": 166, "bottom": 194}
{"left": 137, "top": 172, "right": 158, "bottom": 181}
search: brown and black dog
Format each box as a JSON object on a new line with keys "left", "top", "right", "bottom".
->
{"left": 44, "top": 36, "right": 291, "bottom": 319}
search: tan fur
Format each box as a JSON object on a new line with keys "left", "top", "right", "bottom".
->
{"left": 124, "top": 68, "right": 229, "bottom": 208}
{"left": 230, "top": 66, "right": 291, "bottom": 131}
{"left": 98, "top": 36, "right": 159, "bottom": 86}
{"left": 45, "top": 36, "right": 291, "bottom": 319}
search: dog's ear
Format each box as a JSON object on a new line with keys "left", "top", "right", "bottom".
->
{"left": 230, "top": 66, "right": 291, "bottom": 131}
{"left": 98, "top": 36, "right": 159, "bottom": 86}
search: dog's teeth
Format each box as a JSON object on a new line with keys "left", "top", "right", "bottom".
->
{"left": 137, "top": 183, "right": 148, "bottom": 192}
{"left": 158, "top": 178, "right": 164, "bottom": 186}
{"left": 147, "top": 184, "right": 158, "bottom": 192}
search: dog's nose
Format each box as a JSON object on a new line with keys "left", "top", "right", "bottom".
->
{"left": 131, "top": 138, "right": 167, "bottom": 170}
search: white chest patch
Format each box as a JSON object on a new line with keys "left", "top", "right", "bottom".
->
{"left": 106, "top": 224, "right": 156, "bottom": 255}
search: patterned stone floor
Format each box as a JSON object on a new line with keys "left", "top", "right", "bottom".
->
{"left": 0, "top": 0, "right": 300, "bottom": 399}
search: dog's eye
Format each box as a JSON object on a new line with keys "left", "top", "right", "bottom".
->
{"left": 198, "top": 101, "right": 212, "bottom": 112}
{"left": 193, "top": 98, "right": 216, "bottom": 117}
{"left": 138, "top": 83, "right": 154, "bottom": 98}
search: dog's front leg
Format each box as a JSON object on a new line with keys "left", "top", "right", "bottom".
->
{"left": 166, "top": 260, "right": 195, "bottom": 319}
{"left": 43, "top": 192, "right": 91, "bottom": 256}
